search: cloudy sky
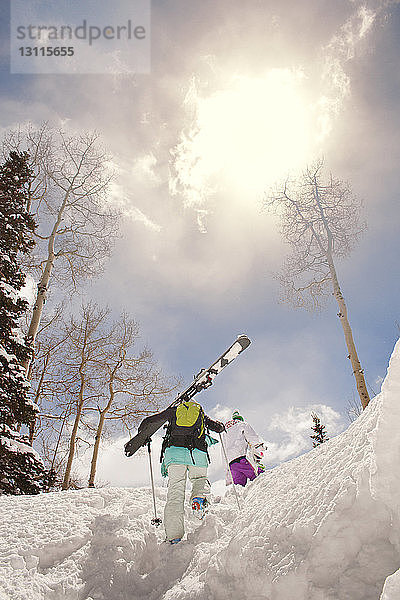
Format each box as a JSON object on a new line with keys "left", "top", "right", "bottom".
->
{"left": 1, "top": 0, "right": 399, "bottom": 487}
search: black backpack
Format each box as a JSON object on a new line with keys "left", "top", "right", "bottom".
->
{"left": 160, "top": 401, "right": 206, "bottom": 462}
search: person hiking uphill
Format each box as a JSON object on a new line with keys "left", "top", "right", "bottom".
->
{"left": 222, "top": 410, "right": 266, "bottom": 487}
{"left": 136, "top": 400, "right": 224, "bottom": 544}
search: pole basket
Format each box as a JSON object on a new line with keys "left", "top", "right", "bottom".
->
{"left": 151, "top": 517, "right": 162, "bottom": 527}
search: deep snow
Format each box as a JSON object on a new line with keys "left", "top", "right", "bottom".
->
{"left": 1, "top": 340, "right": 400, "bottom": 600}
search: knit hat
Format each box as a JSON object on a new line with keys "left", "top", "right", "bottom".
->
{"left": 232, "top": 410, "right": 244, "bottom": 421}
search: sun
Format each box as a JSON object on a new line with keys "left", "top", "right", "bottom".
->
{"left": 171, "top": 69, "right": 319, "bottom": 209}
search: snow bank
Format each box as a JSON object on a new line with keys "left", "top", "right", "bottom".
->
{"left": 1, "top": 340, "right": 400, "bottom": 600}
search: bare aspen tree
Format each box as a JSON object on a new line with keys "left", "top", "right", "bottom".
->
{"left": 27, "top": 306, "right": 91, "bottom": 487}
{"left": 2, "top": 123, "right": 120, "bottom": 373}
{"left": 27, "top": 305, "right": 78, "bottom": 487}
{"left": 60, "top": 303, "right": 111, "bottom": 490}
{"left": 28, "top": 303, "right": 179, "bottom": 489}
{"left": 266, "top": 160, "right": 370, "bottom": 409}
{"left": 34, "top": 403, "right": 74, "bottom": 490}
{"left": 86, "top": 314, "right": 179, "bottom": 488}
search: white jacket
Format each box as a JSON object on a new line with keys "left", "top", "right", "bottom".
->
{"left": 221, "top": 419, "right": 263, "bottom": 464}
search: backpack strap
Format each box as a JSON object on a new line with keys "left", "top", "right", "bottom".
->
{"left": 160, "top": 421, "right": 172, "bottom": 463}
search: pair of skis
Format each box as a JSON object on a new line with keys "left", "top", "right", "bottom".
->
{"left": 124, "top": 334, "right": 251, "bottom": 457}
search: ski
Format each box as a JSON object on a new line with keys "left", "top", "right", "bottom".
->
{"left": 124, "top": 334, "right": 251, "bottom": 457}
{"left": 175, "top": 333, "right": 251, "bottom": 403}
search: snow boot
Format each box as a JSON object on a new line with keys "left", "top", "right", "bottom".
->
{"left": 192, "top": 497, "right": 208, "bottom": 519}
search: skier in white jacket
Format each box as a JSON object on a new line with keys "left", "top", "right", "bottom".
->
{"left": 222, "top": 410, "right": 266, "bottom": 486}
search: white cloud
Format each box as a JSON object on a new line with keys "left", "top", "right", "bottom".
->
{"left": 123, "top": 205, "right": 162, "bottom": 232}
{"left": 170, "top": 69, "right": 316, "bottom": 229}
{"left": 169, "top": 4, "right": 378, "bottom": 231}
{"left": 318, "top": 5, "right": 376, "bottom": 138}
{"left": 107, "top": 164, "right": 162, "bottom": 232}
{"left": 209, "top": 403, "right": 234, "bottom": 422}
{"left": 131, "top": 154, "right": 161, "bottom": 187}
{"left": 74, "top": 432, "right": 166, "bottom": 488}
{"left": 265, "top": 404, "right": 345, "bottom": 465}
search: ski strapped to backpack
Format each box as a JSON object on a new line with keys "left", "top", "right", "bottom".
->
{"left": 173, "top": 334, "right": 251, "bottom": 405}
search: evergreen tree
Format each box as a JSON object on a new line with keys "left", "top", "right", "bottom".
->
{"left": 0, "top": 151, "right": 51, "bottom": 494}
{"left": 310, "top": 412, "right": 329, "bottom": 447}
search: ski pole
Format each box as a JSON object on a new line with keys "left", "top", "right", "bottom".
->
{"left": 219, "top": 433, "right": 241, "bottom": 511}
{"left": 147, "top": 439, "right": 162, "bottom": 527}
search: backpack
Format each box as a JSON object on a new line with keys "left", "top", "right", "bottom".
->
{"left": 161, "top": 400, "right": 206, "bottom": 462}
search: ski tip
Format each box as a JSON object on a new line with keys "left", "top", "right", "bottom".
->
{"left": 237, "top": 334, "right": 251, "bottom": 350}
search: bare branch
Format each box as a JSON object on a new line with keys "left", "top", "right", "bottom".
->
{"left": 265, "top": 160, "right": 370, "bottom": 408}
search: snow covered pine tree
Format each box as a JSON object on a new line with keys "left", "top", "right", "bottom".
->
{"left": 0, "top": 151, "right": 51, "bottom": 494}
{"left": 310, "top": 412, "right": 329, "bottom": 447}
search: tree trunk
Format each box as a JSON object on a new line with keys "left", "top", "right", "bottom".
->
{"left": 62, "top": 401, "right": 84, "bottom": 490}
{"left": 28, "top": 352, "right": 49, "bottom": 444}
{"left": 62, "top": 316, "right": 89, "bottom": 490}
{"left": 88, "top": 390, "right": 114, "bottom": 488}
{"left": 327, "top": 254, "right": 370, "bottom": 409}
{"left": 23, "top": 191, "right": 70, "bottom": 373}
{"left": 49, "top": 408, "right": 70, "bottom": 489}
{"left": 311, "top": 176, "right": 370, "bottom": 410}
{"left": 88, "top": 412, "right": 106, "bottom": 488}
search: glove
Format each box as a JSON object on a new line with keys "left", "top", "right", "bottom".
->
{"left": 253, "top": 443, "right": 267, "bottom": 461}
{"left": 214, "top": 421, "right": 225, "bottom": 433}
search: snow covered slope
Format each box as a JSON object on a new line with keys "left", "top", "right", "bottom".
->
{"left": 1, "top": 340, "right": 400, "bottom": 600}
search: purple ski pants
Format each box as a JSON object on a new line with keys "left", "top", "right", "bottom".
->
{"left": 229, "top": 458, "right": 257, "bottom": 486}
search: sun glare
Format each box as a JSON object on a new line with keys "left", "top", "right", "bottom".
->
{"left": 172, "top": 69, "right": 319, "bottom": 208}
